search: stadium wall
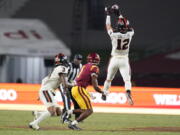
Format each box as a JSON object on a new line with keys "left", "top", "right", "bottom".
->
{"left": 0, "top": 83, "right": 180, "bottom": 115}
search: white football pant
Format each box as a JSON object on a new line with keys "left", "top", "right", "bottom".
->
{"left": 104, "top": 56, "right": 131, "bottom": 91}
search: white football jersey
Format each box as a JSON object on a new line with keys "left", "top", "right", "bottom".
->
{"left": 40, "top": 65, "right": 69, "bottom": 91}
{"left": 108, "top": 29, "right": 134, "bottom": 56}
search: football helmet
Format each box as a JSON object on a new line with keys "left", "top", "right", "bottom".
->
{"left": 115, "top": 15, "right": 129, "bottom": 33}
{"left": 54, "top": 53, "right": 68, "bottom": 66}
{"left": 87, "top": 53, "right": 100, "bottom": 65}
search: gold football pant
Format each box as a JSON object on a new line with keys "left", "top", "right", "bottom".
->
{"left": 71, "top": 86, "right": 92, "bottom": 109}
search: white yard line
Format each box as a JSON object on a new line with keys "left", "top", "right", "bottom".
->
{"left": 1, "top": 104, "right": 180, "bottom": 115}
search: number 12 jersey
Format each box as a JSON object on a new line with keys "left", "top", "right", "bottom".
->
{"left": 108, "top": 29, "right": 134, "bottom": 57}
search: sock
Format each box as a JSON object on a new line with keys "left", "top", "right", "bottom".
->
{"left": 33, "top": 111, "right": 51, "bottom": 125}
{"left": 103, "top": 80, "right": 111, "bottom": 91}
{"left": 125, "top": 80, "right": 132, "bottom": 90}
{"left": 71, "top": 120, "right": 78, "bottom": 125}
{"left": 67, "top": 110, "right": 73, "bottom": 115}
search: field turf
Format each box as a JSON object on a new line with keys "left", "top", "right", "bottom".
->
{"left": 0, "top": 110, "right": 180, "bottom": 135}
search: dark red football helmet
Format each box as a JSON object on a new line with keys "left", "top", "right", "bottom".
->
{"left": 87, "top": 53, "right": 100, "bottom": 64}
{"left": 54, "top": 53, "right": 68, "bottom": 66}
{"left": 115, "top": 16, "right": 129, "bottom": 33}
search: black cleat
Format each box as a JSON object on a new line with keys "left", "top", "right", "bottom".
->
{"left": 64, "top": 118, "right": 72, "bottom": 124}
{"left": 126, "top": 90, "right": 134, "bottom": 105}
{"left": 68, "top": 123, "right": 82, "bottom": 130}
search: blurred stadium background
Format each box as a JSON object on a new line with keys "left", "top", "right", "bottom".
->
{"left": 0, "top": 1, "right": 180, "bottom": 134}
{"left": 0, "top": 0, "right": 180, "bottom": 87}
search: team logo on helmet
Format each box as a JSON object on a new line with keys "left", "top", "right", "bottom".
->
{"left": 115, "top": 15, "right": 129, "bottom": 33}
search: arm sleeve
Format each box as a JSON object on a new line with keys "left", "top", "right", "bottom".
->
{"left": 106, "top": 15, "right": 113, "bottom": 36}
{"left": 106, "top": 15, "right": 111, "bottom": 25}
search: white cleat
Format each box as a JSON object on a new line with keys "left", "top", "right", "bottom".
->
{"left": 29, "top": 122, "right": 40, "bottom": 130}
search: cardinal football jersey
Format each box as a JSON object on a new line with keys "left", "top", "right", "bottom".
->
{"left": 75, "top": 63, "right": 99, "bottom": 88}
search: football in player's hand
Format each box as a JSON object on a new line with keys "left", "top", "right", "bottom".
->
{"left": 111, "top": 4, "right": 119, "bottom": 10}
{"left": 111, "top": 4, "right": 120, "bottom": 16}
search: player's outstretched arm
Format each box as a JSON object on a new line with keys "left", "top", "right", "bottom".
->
{"left": 91, "top": 74, "right": 103, "bottom": 94}
{"left": 105, "top": 6, "right": 113, "bottom": 33}
{"left": 59, "top": 73, "right": 69, "bottom": 93}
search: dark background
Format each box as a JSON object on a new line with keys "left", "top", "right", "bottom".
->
{"left": 10, "top": 0, "right": 180, "bottom": 87}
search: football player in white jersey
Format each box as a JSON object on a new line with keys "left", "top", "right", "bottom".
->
{"left": 103, "top": 4, "right": 134, "bottom": 105}
{"left": 29, "top": 53, "right": 69, "bottom": 130}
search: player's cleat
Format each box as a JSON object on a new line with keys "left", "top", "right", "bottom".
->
{"left": 29, "top": 122, "right": 40, "bottom": 130}
{"left": 64, "top": 118, "right": 72, "bottom": 124}
{"left": 126, "top": 90, "right": 134, "bottom": 105}
{"left": 32, "top": 111, "right": 38, "bottom": 120}
{"left": 68, "top": 123, "right": 82, "bottom": 130}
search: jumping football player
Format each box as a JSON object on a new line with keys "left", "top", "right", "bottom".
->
{"left": 65, "top": 53, "right": 107, "bottom": 130}
{"left": 103, "top": 4, "right": 134, "bottom": 105}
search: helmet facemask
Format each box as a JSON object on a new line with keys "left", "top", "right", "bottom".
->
{"left": 87, "top": 53, "right": 100, "bottom": 65}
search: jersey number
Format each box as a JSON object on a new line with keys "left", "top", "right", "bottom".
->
{"left": 117, "top": 39, "right": 130, "bottom": 50}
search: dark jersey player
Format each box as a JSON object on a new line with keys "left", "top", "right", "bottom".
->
{"left": 66, "top": 53, "right": 107, "bottom": 130}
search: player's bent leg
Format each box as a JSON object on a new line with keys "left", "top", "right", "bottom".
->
{"left": 29, "top": 110, "right": 51, "bottom": 130}
{"left": 71, "top": 94, "right": 81, "bottom": 119}
{"left": 68, "top": 109, "right": 93, "bottom": 130}
{"left": 104, "top": 61, "right": 118, "bottom": 92}
{"left": 68, "top": 86, "right": 93, "bottom": 130}
{"left": 76, "top": 109, "right": 93, "bottom": 122}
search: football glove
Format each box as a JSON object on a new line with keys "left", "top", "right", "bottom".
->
{"left": 105, "top": 6, "right": 112, "bottom": 15}
{"left": 101, "top": 90, "right": 109, "bottom": 101}
{"left": 101, "top": 94, "right": 107, "bottom": 101}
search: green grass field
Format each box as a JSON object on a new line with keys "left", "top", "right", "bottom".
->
{"left": 0, "top": 110, "right": 180, "bottom": 135}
